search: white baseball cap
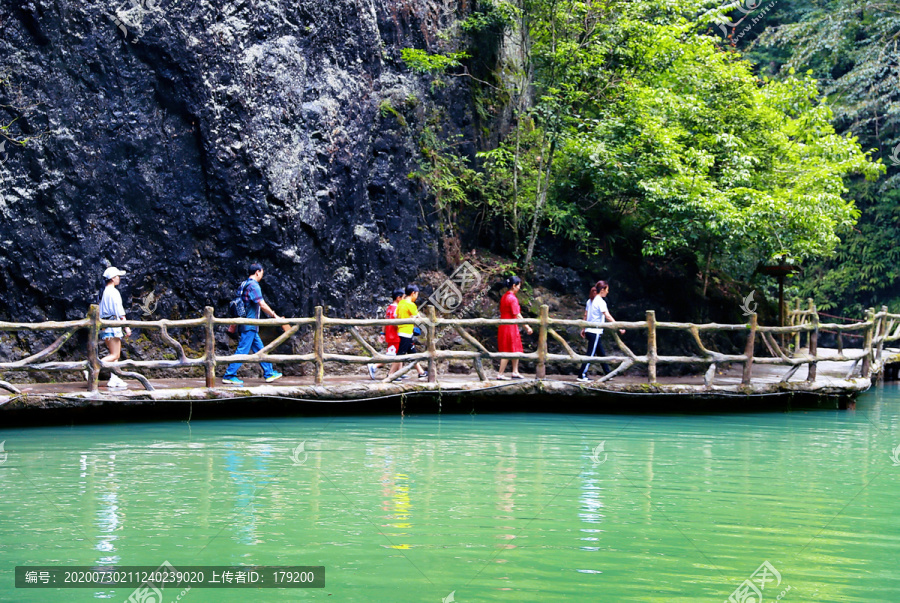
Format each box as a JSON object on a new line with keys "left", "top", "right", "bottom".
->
{"left": 103, "top": 267, "right": 127, "bottom": 280}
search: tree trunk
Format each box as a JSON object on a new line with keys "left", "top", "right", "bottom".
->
{"left": 522, "top": 138, "right": 556, "bottom": 273}
{"left": 702, "top": 246, "right": 712, "bottom": 298}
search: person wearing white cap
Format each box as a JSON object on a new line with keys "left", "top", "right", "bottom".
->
{"left": 99, "top": 266, "right": 131, "bottom": 389}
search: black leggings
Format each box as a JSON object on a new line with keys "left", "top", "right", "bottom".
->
{"left": 579, "top": 331, "right": 610, "bottom": 377}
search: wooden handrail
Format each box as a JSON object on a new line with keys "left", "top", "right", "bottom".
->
{"left": 0, "top": 302, "right": 890, "bottom": 393}
{"left": 0, "top": 318, "right": 90, "bottom": 331}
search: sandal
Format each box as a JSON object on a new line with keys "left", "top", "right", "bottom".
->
{"left": 496, "top": 374, "right": 510, "bottom": 380}
{"left": 511, "top": 373, "right": 524, "bottom": 379}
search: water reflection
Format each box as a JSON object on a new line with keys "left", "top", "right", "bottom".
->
{"left": 0, "top": 396, "right": 899, "bottom": 601}
{"left": 94, "top": 454, "right": 121, "bottom": 566}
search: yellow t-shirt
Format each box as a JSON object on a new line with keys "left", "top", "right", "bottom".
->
{"left": 396, "top": 298, "right": 418, "bottom": 336}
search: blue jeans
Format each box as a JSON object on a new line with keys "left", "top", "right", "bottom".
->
{"left": 224, "top": 328, "right": 276, "bottom": 379}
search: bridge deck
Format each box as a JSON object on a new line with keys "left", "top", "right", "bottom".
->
{"left": 0, "top": 356, "right": 874, "bottom": 394}
{"left": 0, "top": 347, "right": 885, "bottom": 424}
{"left": 3, "top": 304, "right": 896, "bottom": 423}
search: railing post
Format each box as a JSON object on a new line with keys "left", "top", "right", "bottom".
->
{"left": 862, "top": 307, "right": 874, "bottom": 378}
{"left": 646, "top": 310, "right": 657, "bottom": 383}
{"left": 87, "top": 304, "right": 100, "bottom": 392}
{"left": 877, "top": 305, "right": 888, "bottom": 367}
{"left": 793, "top": 298, "right": 802, "bottom": 354}
{"left": 426, "top": 306, "right": 437, "bottom": 383}
{"left": 204, "top": 306, "right": 216, "bottom": 388}
{"left": 807, "top": 299, "right": 818, "bottom": 383}
{"left": 536, "top": 305, "right": 548, "bottom": 380}
{"left": 314, "top": 306, "right": 325, "bottom": 385}
{"left": 742, "top": 313, "right": 757, "bottom": 385}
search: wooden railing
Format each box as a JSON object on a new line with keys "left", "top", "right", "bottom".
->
{"left": 790, "top": 300, "right": 900, "bottom": 382}
{"left": 0, "top": 300, "right": 896, "bottom": 395}
{"left": 0, "top": 315, "right": 90, "bottom": 394}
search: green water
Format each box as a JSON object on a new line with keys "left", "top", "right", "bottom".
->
{"left": 2, "top": 388, "right": 900, "bottom": 602}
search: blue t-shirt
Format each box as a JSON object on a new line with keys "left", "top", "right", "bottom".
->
{"left": 239, "top": 279, "right": 264, "bottom": 332}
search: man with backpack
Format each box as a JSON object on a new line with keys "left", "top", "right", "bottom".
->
{"left": 223, "top": 263, "right": 284, "bottom": 385}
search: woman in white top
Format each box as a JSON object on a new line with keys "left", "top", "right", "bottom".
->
{"left": 99, "top": 267, "right": 131, "bottom": 388}
{"left": 577, "top": 280, "right": 622, "bottom": 382}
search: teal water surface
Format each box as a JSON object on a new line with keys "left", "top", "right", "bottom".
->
{"left": 2, "top": 387, "right": 900, "bottom": 602}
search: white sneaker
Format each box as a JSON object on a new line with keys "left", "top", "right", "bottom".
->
{"left": 108, "top": 375, "right": 128, "bottom": 389}
{"left": 576, "top": 376, "right": 591, "bottom": 383}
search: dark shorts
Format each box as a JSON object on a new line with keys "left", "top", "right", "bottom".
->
{"left": 398, "top": 337, "right": 416, "bottom": 356}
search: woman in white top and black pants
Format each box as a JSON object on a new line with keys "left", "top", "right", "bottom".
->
{"left": 578, "top": 280, "right": 621, "bottom": 382}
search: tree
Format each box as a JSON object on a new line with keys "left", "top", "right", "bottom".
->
{"left": 754, "top": 0, "right": 900, "bottom": 313}
{"left": 406, "top": 0, "right": 884, "bottom": 289}
{"left": 525, "top": 0, "right": 883, "bottom": 286}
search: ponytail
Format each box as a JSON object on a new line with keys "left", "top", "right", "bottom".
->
{"left": 589, "top": 280, "right": 609, "bottom": 300}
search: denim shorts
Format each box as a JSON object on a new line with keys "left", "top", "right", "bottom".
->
{"left": 101, "top": 327, "right": 124, "bottom": 340}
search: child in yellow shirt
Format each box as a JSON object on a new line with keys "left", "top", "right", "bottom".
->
{"left": 394, "top": 284, "right": 427, "bottom": 380}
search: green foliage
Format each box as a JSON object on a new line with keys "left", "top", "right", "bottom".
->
{"left": 466, "top": 0, "right": 882, "bottom": 277}
{"left": 400, "top": 49, "right": 470, "bottom": 75}
{"left": 460, "top": 0, "right": 518, "bottom": 34}
{"left": 580, "top": 50, "right": 882, "bottom": 275}
{"left": 796, "top": 184, "right": 900, "bottom": 314}
{"left": 410, "top": 126, "right": 482, "bottom": 214}
{"left": 758, "top": 0, "right": 900, "bottom": 155}
{"left": 378, "top": 100, "right": 407, "bottom": 128}
{"left": 405, "top": 0, "right": 885, "bottom": 296}
{"left": 753, "top": 0, "right": 900, "bottom": 313}
{"left": 475, "top": 124, "right": 544, "bottom": 238}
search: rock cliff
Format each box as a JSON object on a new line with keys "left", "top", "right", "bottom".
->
{"left": 0, "top": 0, "right": 475, "bottom": 322}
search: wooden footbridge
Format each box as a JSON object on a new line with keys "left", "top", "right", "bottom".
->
{"left": 0, "top": 300, "right": 897, "bottom": 423}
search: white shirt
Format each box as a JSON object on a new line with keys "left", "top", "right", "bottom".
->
{"left": 585, "top": 296, "right": 608, "bottom": 334}
{"left": 99, "top": 286, "right": 126, "bottom": 320}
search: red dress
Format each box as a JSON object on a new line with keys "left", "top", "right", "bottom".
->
{"left": 498, "top": 290, "right": 524, "bottom": 353}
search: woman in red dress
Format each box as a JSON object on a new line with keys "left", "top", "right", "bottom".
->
{"left": 497, "top": 275, "right": 533, "bottom": 379}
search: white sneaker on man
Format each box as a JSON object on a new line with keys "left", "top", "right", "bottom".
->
{"left": 107, "top": 374, "right": 128, "bottom": 389}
